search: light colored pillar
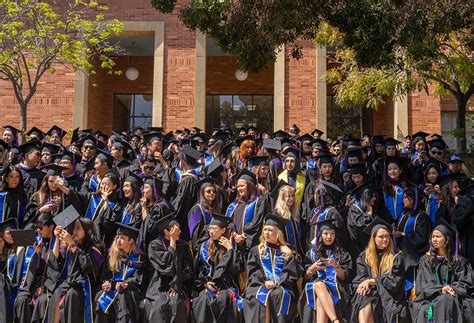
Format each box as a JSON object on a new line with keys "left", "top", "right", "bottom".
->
{"left": 152, "top": 22, "right": 165, "bottom": 127}
{"left": 72, "top": 70, "right": 89, "bottom": 128}
{"left": 195, "top": 31, "right": 207, "bottom": 130}
{"left": 273, "top": 47, "right": 285, "bottom": 130}
{"left": 315, "top": 46, "right": 327, "bottom": 137}
{"left": 394, "top": 94, "right": 409, "bottom": 139}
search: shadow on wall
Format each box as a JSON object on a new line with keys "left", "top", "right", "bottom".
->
{"left": 461, "top": 154, "right": 474, "bottom": 178}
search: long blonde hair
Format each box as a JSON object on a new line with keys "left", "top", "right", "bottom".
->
{"left": 108, "top": 236, "right": 137, "bottom": 273}
{"left": 257, "top": 226, "right": 288, "bottom": 256}
{"left": 364, "top": 228, "right": 395, "bottom": 277}
{"left": 274, "top": 185, "right": 298, "bottom": 221}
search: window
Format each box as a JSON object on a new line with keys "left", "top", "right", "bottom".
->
{"left": 326, "top": 95, "right": 373, "bottom": 138}
{"left": 206, "top": 95, "right": 274, "bottom": 132}
{"left": 113, "top": 94, "right": 153, "bottom": 132}
{"left": 441, "top": 112, "right": 474, "bottom": 151}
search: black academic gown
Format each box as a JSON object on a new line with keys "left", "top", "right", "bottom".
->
{"left": 0, "top": 190, "right": 27, "bottom": 228}
{"left": 413, "top": 255, "right": 474, "bottom": 323}
{"left": 63, "top": 173, "right": 84, "bottom": 192}
{"left": 144, "top": 238, "right": 193, "bottom": 323}
{"left": 350, "top": 251, "right": 410, "bottom": 323}
{"left": 452, "top": 195, "right": 474, "bottom": 268}
{"left": 187, "top": 203, "right": 213, "bottom": 252}
{"left": 171, "top": 173, "right": 199, "bottom": 240}
{"left": 299, "top": 246, "right": 353, "bottom": 323}
{"left": 243, "top": 244, "right": 300, "bottom": 323}
{"left": 94, "top": 253, "right": 147, "bottom": 323}
{"left": 139, "top": 200, "right": 174, "bottom": 252}
{"left": 0, "top": 257, "right": 10, "bottom": 323}
{"left": 18, "top": 166, "right": 44, "bottom": 200}
{"left": 46, "top": 245, "right": 104, "bottom": 323}
{"left": 192, "top": 240, "right": 245, "bottom": 323}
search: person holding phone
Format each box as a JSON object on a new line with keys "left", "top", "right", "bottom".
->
{"left": 300, "top": 219, "right": 352, "bottom": 323}
{"left": 192, "top": 214, "right": 245, "bottom": 323}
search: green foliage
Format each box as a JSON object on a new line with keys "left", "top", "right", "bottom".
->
{"left": 451, "top": 128, "right": 465, "bottom": 138}
{"left": 0, "top": 0, "right": 123, "bottom": 118}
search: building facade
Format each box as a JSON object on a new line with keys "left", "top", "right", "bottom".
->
{"left": 0, "top": 0, "right": 472, "bottom": 147}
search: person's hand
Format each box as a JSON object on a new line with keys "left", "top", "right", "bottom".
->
{"left": 204, "top": 281, "right": 217, "bottom": 292}
{"left": 454, "top": 196, "right": 459, "bottom": 204}
{"left": 345, "top": 195, "right": 353, "bottom": 206}
{"left": 393, "top": 231, "right": 404, "bottom": 238}
{"left": 169, "top": 225, "right": 180, "bottom": 242}
{"left": 55, "top": 177, "right": 65, "bottom": 187}
{"left": 356, "top": 279, "right": 372, "bottom": 296}
{"left": 154, "top": 151, "right": 164, "bottom": 162}
{"left": 264, "top": 281, "right": 276, "bottom": 289}
{"left": 314, "top": 260, "right": 326, "bottom": 271}
{"left": 280, "top": 245, "right": 292, "bottom": 260}
{"left": 39, "top": 203, "right": 56, "bottom": 213}
{"left": 218, "top": 236, "right": 233, "bottom": 251}
{"left": 442, "top": 285, "right": 456, "bottom": 296}
{"left": 102, "top": 281, "right": 112, "bottom": 292}
{"left": 59, "top": 229, "right": 75, "bottom": 247}
{"left": 33, "top": 242, "right": 42, "bottom": 254}
{"left": 433, "top": 185, "right": 441, "bottom": 196}
{"left": 54, "top": 226, "right": 62, "bottom": 238}
{"left": 115, "top": 281, "right": 128, "bottom": 291}
{"left": 257, "top": 184, "right": 267, "bottom": 194}
{"left": 327, "top": 258, "right": 337, "bottom": 267}
{"left": 234, "top": 233, "right": 246, "bottom": 245}
{"left": 101, "top": 186, "right": 112, "bottom": 201}
{"left": 140, "top": 196, "right": 148, "bottom": 207}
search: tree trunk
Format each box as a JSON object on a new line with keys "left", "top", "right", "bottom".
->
{"left": 455, "top": 94, "right": 468, "bottom": 153}
{"left": 20, "top": 103, "right": 27, "bottom": 144}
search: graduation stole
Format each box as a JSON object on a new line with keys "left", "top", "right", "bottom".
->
{"left": 278, "top": 170, "right": 305, "bottom": 208}
{"left": 80, "top": 247, "right": 104, "bottom": 323}
{"left": 98, "top": 253, "right": 142, "bottom": 314}
{"left": 188, "top": 203, "right": 213, "bottom": 238}
{"left": 411, "top": 151, "right": 421, "bottom": 166}
{"left": 237, "top": 159, "right": 250, "bottom": 171}
{"left": 305, "top": 249, "right": 341, "bottom": 310}
{"left": 203, "top": 152, "right": 214, "bottom": 167}
{"left": 306, "top": 159, "right": 316, "bottom": 170}
{"left": 225, "top": 201, "right": 239, "bottom": 218}
{"left": 309, "top": 207, "right": 335, "bottom": 243}
{"left": 384, "top": 185, "right": 404, "bottom": 222}
{"left": 0, "top": 192, "right": 7, "bottom": 222}
{"left": 89, "top": 175, "right": 100, "bottom": 193}
{"left": 285, "top": 218, "right": 301, "bottom": 248}
{"left": 175, "top": 166, "right": 200, "bottom": 183}
{"left": 426, "top": 192, "right": 440, "bottom": 227}
{"left": 397, "top": 211, "right": 420, "bottom": 235}
{"left": 256, "top": 245, "right": 291, "bottom": 316}
{"left": 120, "top": 203, "right": 138, "bottom": 225}
{"left": 8, "top": 246, "right": 36, "bottom": 314}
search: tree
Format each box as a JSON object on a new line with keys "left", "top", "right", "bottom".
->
{"left": 151, "top": 0, "right": 472, "bottom": 151}
{"left": 0, "top": 0, "right": 123, "bottom": 139}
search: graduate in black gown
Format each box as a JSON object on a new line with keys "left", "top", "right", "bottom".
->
{"left": 47, "top": 217, "right": 105, "bottom": 323}
{"left": 95, "top": 224, "right": 147, "bottom": 323}
{"left": 413, "top": 224, "right": 474, "bottom": 322}
{"left": 350, "top": 220, "right": 410, "bottom": 323}
{"left": 118, "top": 172, "right": 143, "bottom": 228}
{"left": 451, "top": 185, "right": 474, "bottom": 269}
{"left": 243, "top": 214, "right": 300, "bottom": 323}
{"left": 300, "top": 219, "right": 352, "bottom": 323}
{"left": 192, "top": 214, "right": 245, "bottom": 323}
{"left": 144, "top": 213, "right": 193, "bottom": 323}
{"left": 16, "top": 139, "right": 44, "bottom": 200}
{"left": 0, "top": 165, "right": 27, "bottom": 227}
{"left": 0, "top": 219, "right": 19, "bottom": 323}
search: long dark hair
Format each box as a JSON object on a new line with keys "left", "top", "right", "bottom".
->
{"left": 440, "top": 180, "right": 458, "bottom": 214}
{"left": 32, "top": 174, "right": 62, "bottom": 207}
{"left": 1, "top": 165, "right": 26, "bottom": 202}
{"left": 75, "top": 217, "right": 103, "bottom": 254}
{"left": 206, "top": 226, "right": 230, "bottom": 265}
{"left": 125, "top": 181, "right": 142, "bottom": 207}
{"left": 315, "top": 228, "right": 344, "bottom": 263}
{"left": 359, "top": 188, "right": 376, "bottom": 212}
{"left": 199, "top": 184, "right": 219, "bottom": 212}
{"left": 429, "top": 231, "right": 458, "bottom": 269}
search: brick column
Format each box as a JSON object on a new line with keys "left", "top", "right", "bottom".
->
{"left": 273, "top": 47, "right": 285, "bottom": 130}
{"left": 394, "top": 94, "right": 409, "bottom": 139}
{"left": 195, "top": 31, "right": 206, "bottom": 129}
{"left": 316, "top": 46, "right": 327, "bottom": 137}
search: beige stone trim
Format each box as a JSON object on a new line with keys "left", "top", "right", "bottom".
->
{"left": 72, "top": 70, "right": 89, "bottom": 128}
{"left": 394, "top": 94, "right": 409, "bottom": 139}
{"left": 315, "top": 46, "right": 327, "bottom": 138}
{"left": 273, "top": 47, "right": 285, "bottom": 130}
{"left": 195, "top": 31, "right": 207, "bottom": 130}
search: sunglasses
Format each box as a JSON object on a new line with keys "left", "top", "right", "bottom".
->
{"left": 431, "top": 151, "right": 443, "bottom": 155}
{"left": 83, "top": 145, "right": 96, "bottom": 150}
{"left": 143, "top": 166, "right": 155, "bottom": 170}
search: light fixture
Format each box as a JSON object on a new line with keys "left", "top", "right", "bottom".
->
{"left": 125, "top": 67, "right": 139, "bottom": 81}
{"left": 235, "top": 69, "right": 248, "bottom": 81}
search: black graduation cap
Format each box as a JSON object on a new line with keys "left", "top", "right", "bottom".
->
{"left": 53, "top": 205, "right": 81, "bottom": 229}
{"left": 235, "top": 168, "right": 257, "bottom": 185}
{"left": 372, "top": 135, "right": 385, "bottom": 145}
{"left": 96, "top": 150, "right": 115, "bottom": 168}
{"left": 280, "top": 138, "right": 293, "bottom": 150}
{"left": 61, "top": 150, "right": 80, "bottom": 164}
{"left": 438, "top": 174, "right": 458, "bottom": 186}
{"left": 270, "top": 179, "right": 289, "bottom": 202}
{"left": 311, "top": 129, "right": 324, "bottom": 137}
{"left": 263, "top": 139, "right": 281, "bottom": 151}
{"left": 349, "top": 183, "right": 371, "bottom": 198}
{"left": 179, "top": 138, "right": 200, "bottom": 149}
{"left": 411, "top": 131, "right": 429, "bottom": 141}
{"left": 192, "top": 126, "right": 202, "bottom": 133}
{"left": 347, "top": 146, "right": 363, "bottom": 158}
{"left": 143, "top": 132, "right": 162, "bottom": 144}
{"left": 193, "top": 177, "right": 216, "bottom": 191}
{"left": 235, "top": 135, "right": 254, "bottom": 147}
{"left": 264, "top": 213, "right": 289, "bottom": 231}
{"left": 41, "top": 143, "right": 62, "bottom": 154}
{"left": 47, "top": 125, "right": 66, "bottom": 138}
{"left": 212, "top": 130, "right": 230, "bottom": 141}
{"left": 9, "top": 229, "right": 37, "bottom": 247}
{"left": 103, "top": 167, "right": 120, "bottom": 185}
{"left": 125, "top": 171, "right": 143, "bottom": 187}
{"left": 155, "top": 212, "right": 179, "bottom": 233}
{"left": 349, "top": 162, "right": 367, "bottom": 175}
{"left": 217, "top": 142, "right": 235, "bottom": 158}
{"left": 346, "top": 137, "right": 361, "bottom": 147}
{"left": 383, "top": 137, "right": 401, "bottom": 147}
{"left": 209, "top": 213, "right": 232, "bottom": 227}
{"left": 116, "top": 223, "right": 140, "bottom": 240}
{"left": 18, "top": 139, "right": 41, "bottom": 154}
{"left": 423, "top": 158, "right": 442, "bottom": 173}
{"left": 317, "top": 150, "right": 334, "bottom": 165}
{"left": 246, "top": 125, "right": 258, "bottom": 133}
{"left": 284, "top": 147, "right": 301, "bottom": 159}
{"left": 290, "top": 124, "right": 301, "bottom": 134}
{"left": 0, "top": 139, "right": 9, "bottom": 150}
{"left": 182, "top": 128, "right": 191, "bottom": 135}
{"left": 0, "top": 218, "right": 18, "bottom": 232}
{"left": 147, "top": 126, "right": 164, "bottom": 133}
{"left": 26, "top": 127, "right": 45, "bottom": 140}
{"left": 36, "top": 213, "right": 55, "bottom": 226}
{"left": 205, "top": 159, "right": 224, "bottom": 178}
{"left": 179, "top": 145, "right": 202, "bottom": 164}
{"left": 311, "top": 139, "right": 328, "bottom": 149}
{"left": 427, "top": 138, "right": 447, "bottom": 150}
{"left": 433, "top": 222, "right": 455, "bottom": 238}
{"left": 273, "top": 130, "right": 289, "bottom": 139}
{"left": 320, "top": 179, "right": 343, "bottom": 194}
{"left": 40, "top": 164, "right": 67, "bottom": 176}
{"left": 297, "top": 133, "right": 314, "bottom": 144}
{"left": 362, "top": 216, "right": 393, "bottom": 236}
{"left": 70, "top": 128, "right": 80, "bottom": 145}
{"left": 95, "top": 130, "right": 109, "bottom": 141}
{"left": 78, "top": 134, "right": 97, "bottom": 147}
{"left": 430, "top": 133, "right": 443, "bottom": 139}
{"left": 248, "top": 155, "right": 269, "bottom": 168}
{"left": 3, "top": 125, "right": 20, "bottom": 138}
{"left": 316, "top": 218, "right": 339, "bottom": 232}
{"left": 191, "top": 133, "right": 210, "bottom": 143}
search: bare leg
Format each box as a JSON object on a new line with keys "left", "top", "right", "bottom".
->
{"left": 314, "top": 282, "right": 338, "bottom": 322}
{"left": 265, "top": 303, "right": 271, "bottom": 323}
{"left": 53, "top": 299, "right": 61, "bottom": 323}
{"left": 316, "top": 297, "right": 329, "bottom": 323}
{"left": 358, "top": 302, "right": 374, "bottom": 323}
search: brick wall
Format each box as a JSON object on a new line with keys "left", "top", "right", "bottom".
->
{"left": 285, "top": 41, "right": 317, "bottom": 133}
{"left": 372, "top": 98, "right": 394, "bottom": 136}
{"left": 408, "top": 86, "right": 442, "bottom": 134}
{"left": 206, "top": 56, "right": 273, "bottom": 95}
